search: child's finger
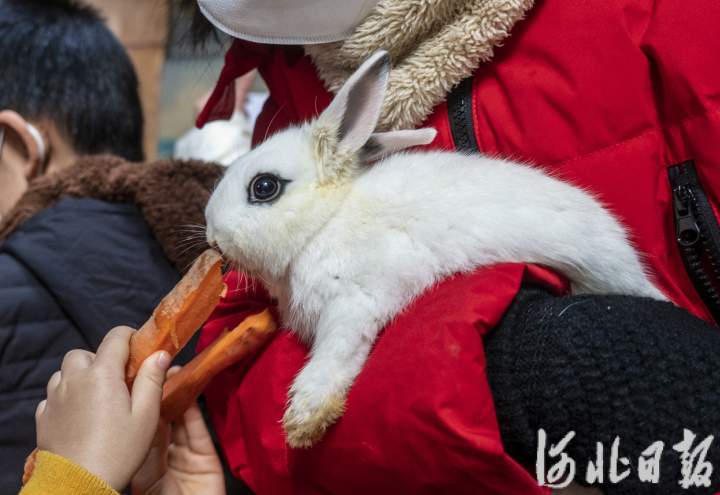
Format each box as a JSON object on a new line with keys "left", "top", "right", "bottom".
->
{"left": 94, "top": 326, "right": 134, "bottom": 376}
{"left": 131, "top": 351, "right": 170, "bottom": 419}
{"left": 171, "top": 411, "right": 191, "bottom": 447}
{"left": 46, "top": 370, "right": 61, "bottom": 396}
{"left": 35, "top": 399, "right": 46, "bottom": 419}
{"left": 180, "top": 403, "right": 217, "bottom": 455}
{"left": 60, "top": 349, "right": 94, "bottom": 374}
{"left": 131, "top": 420, "right": 171, "bottom": 493}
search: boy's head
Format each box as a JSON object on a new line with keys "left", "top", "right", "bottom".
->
{"left": 0, "top": 0, "right": 144, "bottom": 217}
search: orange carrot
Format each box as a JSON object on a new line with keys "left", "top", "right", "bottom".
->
{"left": 160, "top": 309, "right": 277, "bottom": 422}
{"left": 125, "top": 249, "right": 225, "bottom": 387}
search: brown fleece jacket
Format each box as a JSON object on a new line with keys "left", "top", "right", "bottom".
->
{"left": 0, "top": 155, "right": 223, "bottom": 271}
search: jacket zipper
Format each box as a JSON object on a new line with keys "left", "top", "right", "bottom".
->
{"left": 668, "top": 160, "right": 720, "bottom": 322}
{"left": 446, "top": 80, "right": 720, "bottom": 320}
{"left": 447, "top": 77, "right": 480, "bottom": 153}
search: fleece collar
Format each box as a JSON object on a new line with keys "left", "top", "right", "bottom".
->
{"left": 0, "top": 156, "right": 222, "bottom": 271}
{"left": 305, "top": 0, "right": 534, "bottom": 131}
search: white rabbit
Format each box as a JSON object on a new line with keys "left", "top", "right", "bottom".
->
{"left": 205, "top": 51, "right": 666, "bottom": 448}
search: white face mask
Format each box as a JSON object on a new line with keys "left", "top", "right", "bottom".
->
{"left": 197, "top": 0, "right": 379, "bottom": 45}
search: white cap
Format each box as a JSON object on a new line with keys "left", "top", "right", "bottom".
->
{"left": 197, "top": 0, "right": 379, "bottom": 45}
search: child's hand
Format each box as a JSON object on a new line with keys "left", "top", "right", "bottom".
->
{"left": 35, "top": 326, "right": 171, "bottom": 491}
{"left": 131, "top": 391, "right": 226, "bottom": 495}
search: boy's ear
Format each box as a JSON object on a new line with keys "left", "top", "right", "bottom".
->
{"left": 0, "top": 110, "right": 47, "bottom": 179}
{"left": 360, "top": 128, "right": 437, "bottom": 162}
{"left": 316, "top": 50, "right": 391, "bottom": 154}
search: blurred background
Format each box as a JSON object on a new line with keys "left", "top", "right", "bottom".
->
{"left": 85, "top": 0, "right": 267, "bottom": 160}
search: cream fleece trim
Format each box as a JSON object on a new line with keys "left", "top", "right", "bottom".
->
{"left": 306, "top": 0, "right": 534, "bottom": 131}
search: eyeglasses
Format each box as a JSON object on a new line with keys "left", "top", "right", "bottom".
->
{"left": 0, "top": 126, "right": 5, "bottom": 158}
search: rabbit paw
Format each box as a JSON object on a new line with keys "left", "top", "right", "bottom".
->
{"left": 282, "top": 390, "right": 346, "bottom": 448}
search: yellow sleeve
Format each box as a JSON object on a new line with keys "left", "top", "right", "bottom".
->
{"left": 19, "top": 450, "right": 119, "bottom": 495}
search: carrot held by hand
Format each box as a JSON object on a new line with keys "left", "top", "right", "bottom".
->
{"left": 125, "top": 249, "right": 225, "bottom": 387}
{"left": 23, "top": 249, "right": 277, "bottom": 486}
{"left": 161, "top": 309, "right": 277, "bottom": 422}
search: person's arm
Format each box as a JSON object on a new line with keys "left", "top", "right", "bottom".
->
{"left": 20, "top": 450, "right": 119, "bottom": 495}
{"left": 21, "top": 400, "right": 227, "bottom": 495}
{"left": 486, "top": 289, "right": 720, "bottom": 495}
{"left": 24, "top": 326, "right": 169, "bottom": 493}
{"left": 131, "top": 400, "right": 226, "bottom": 495}
{"left": 24, "top": 328, "right": 225, "bottom": 495}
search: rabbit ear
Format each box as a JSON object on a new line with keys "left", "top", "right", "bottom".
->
{"left": 316, "top": 50, "right": 391, "bottom": 154}
{"left": 360, "top": 128, "right": 437, "bottom": 162}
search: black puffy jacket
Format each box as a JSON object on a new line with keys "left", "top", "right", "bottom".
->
{"left": 0, "top": 157, "right": 220, "bottom": 493}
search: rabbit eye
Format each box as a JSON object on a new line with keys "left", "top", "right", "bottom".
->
{"left": 248, "top": 173, "right": 285, "bottom": 203}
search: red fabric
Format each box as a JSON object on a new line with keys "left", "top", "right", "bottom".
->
{"left": 197, "top": 42, "right": 257, "bottom": 126}
{"left": 196, "top": 43, "right": 332, "bottom": 142}
{"left": 200, "top": 267, "right": 565, "bottom": 495}
{"left": 198, "top": 0, "right": 720, "bottom": 493}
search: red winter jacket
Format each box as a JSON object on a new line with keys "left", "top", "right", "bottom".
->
{"left": 197, "top": 1, "right": 720, "bottom": 493}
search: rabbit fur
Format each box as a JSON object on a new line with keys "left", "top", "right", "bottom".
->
{"left": 205, "top": 51, "right": 666, "bottom": 448}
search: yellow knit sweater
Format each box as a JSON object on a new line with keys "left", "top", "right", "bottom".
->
{"left": 19, "top": 451, "right": 118, "bottom": 495}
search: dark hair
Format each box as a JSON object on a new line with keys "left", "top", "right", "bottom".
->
{"left": 0, "top": 0, "right": 144, "bottom": 161}
{"left": 177, "top": 0, "right": 218, "bottom": 46}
